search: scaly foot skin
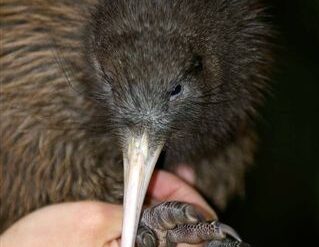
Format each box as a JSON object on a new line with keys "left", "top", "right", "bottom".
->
{"left": 136, "top": 201, "right": 249, "bottom": 247}
{"left": 206, "top": 239, "right": 251, "bottom": 247}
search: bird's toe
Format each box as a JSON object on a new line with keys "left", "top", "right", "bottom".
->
{"left": 136, "top": 225, "right": 157, "bottom": 247}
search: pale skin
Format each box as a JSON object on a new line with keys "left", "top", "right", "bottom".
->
{"left": 1, "top": 170, "right": 216, "bottom": 247}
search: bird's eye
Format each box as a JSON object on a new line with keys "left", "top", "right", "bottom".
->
{"left": 169, "top": 84, "right": 182, "bottom": 101}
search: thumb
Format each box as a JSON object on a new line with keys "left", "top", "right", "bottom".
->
{"left": 148, "top": 170, "right": 217, "bottom": 220}
{"left": 1, "top": 201, "right": 123, "bottom": 247}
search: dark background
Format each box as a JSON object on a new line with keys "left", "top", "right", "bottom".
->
{"left": 222, "top": 0, "right": 319, "bottom": 246}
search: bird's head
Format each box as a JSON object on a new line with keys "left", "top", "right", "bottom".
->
{"left": 82, "top": 0, "right": 271, "bottom": 246}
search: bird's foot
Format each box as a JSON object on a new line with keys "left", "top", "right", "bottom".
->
{"left": 137, "top": 201, "right": 247, "bottom": 247}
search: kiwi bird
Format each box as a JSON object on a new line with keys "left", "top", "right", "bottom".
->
{"left": 0, "top": 0, "right": 271, "bottom": 246}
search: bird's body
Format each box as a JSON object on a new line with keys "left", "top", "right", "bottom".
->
{"left": 0, "top": 0, "right": 271, "bottom": 239}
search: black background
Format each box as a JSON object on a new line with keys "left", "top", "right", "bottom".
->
{"left": 222, "top": 0, "right": 319, "bottom": 246}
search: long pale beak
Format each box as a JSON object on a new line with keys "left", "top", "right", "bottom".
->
{"left": 121, "top": 130, "right": 164, "bottom": 247}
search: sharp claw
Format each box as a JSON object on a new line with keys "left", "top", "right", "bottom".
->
{"left": 210, "top": 221, "right": 242, "bottom": 242}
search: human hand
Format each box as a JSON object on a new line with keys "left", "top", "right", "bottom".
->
{"left": 148, "top": 170, "right": 217, "bottom": 221}
{"left": 1, "top": 201, "right": 122, "bottom": 247}
{"left": 1, "top": 170, "right": 215, "bottom": 247}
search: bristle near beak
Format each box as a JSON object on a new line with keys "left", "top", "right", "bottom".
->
{"left": 121, "top": 130, "right": 163, "bottom": 247}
